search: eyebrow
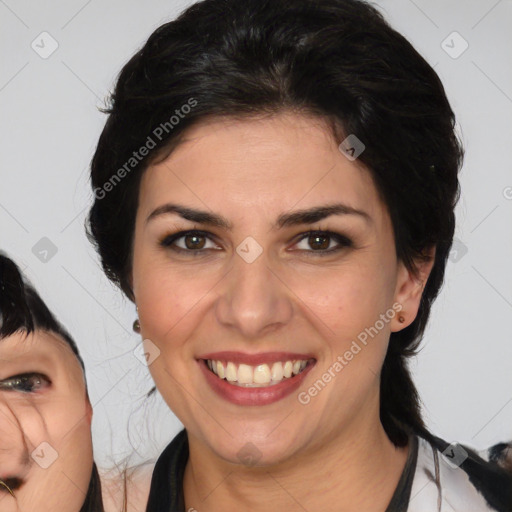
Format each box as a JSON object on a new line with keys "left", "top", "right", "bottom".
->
{"left": 146, "top": 202, "right": 372, "bottom": 230}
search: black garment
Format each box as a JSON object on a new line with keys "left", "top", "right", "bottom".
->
{"left": 145, "top": 429, "right": 512, "bottom": 511}
{"left": 145, "top": 429, "right": 189, "bottom": 512}
{"left": 145, "top": 429, "right": 418, "bottom": 512}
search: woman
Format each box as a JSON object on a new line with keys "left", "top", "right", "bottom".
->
{"left": 87, "top": 0, "right": 512, "bottom": 510}
{"left": 0, "top": 253, "right": 103, "bottom": 511}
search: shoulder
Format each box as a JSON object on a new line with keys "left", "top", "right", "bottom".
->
{"left": 409, "top": 433, "right": 512, "bottom": 512}
{"left": 99, "top": 461, "right": 155, "bottom": 512}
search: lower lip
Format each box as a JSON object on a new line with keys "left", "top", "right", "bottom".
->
{"left": 198, "top": 359, "right": 315, "bottom": 406}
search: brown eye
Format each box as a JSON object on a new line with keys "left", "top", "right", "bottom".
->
{"left": 307, "top": 233, "right": 331, "bottom": 250}
{"left": 294, "top": 230, "right": 353, "bottom": 255}
{"left": 183, "top": 233, "right": 207, "bottom": 250}
{"left": 160, "top": 230, "right": 220, "bottom": 254}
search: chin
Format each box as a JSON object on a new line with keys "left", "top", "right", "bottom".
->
{"left": 200, "top": 424, "right": 307, "bottom": 468}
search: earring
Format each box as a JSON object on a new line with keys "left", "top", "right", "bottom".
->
{"left": 0, "top": 478, "right": 15, "bottom": 497}
{"left": 133, "top": 319, "right": 141, "bottom": 333}
{"left": 398, "top": 315, "right": 405, "bottom": 323}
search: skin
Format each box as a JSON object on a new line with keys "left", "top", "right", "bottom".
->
{"left": 131, "top": 112, "right": 435, "bottom": 511}
{"left": 0, "top": 330, "right": 93, "bottom": 512}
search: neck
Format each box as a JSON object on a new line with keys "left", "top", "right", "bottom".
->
{"left": 183, "top": 403, "right": 409, "bottom": 512}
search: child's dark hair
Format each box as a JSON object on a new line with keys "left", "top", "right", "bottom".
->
{"left": 0, "top": 253, "right": 83, "bottom": 369}
{"left": 87, "top": 0, "right": 463, "bottom": 446}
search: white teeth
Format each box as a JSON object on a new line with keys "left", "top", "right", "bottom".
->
{"left": 206, "top": 358, "right": 310, "bottom": 387}
{"left": 216, "top": 361, "right": 225, "bottom": 379}
{"left": 271, "top": 362, "right": 283, "bottom": 381}
{"left": 238, "top": 364, "right": 253, "bottom": 384}
{"left": 253, "top": 364, "right": 271, "bottom": 384}
{"left": 226, "top": 361, "right": 237, "bottom": 382}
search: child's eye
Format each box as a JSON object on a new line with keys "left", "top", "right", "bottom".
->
{"left": 0, "top": 373, "right": 51, "bottom": 393}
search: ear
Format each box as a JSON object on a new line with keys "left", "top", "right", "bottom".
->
{"left": 391, "top": 246, "right": 436, "bottom": 332}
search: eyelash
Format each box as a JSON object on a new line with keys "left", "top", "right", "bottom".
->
{"left": 0, "top": 373, "right": 51, "bottom": 393}
{"left": 159, "top": 229, "right": 353, "bottom": 257}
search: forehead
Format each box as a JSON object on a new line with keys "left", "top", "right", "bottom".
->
{"left": 139, "top": 113, "right": 384, "bottom": 223}
{"left": 0, "top": 330, "right": 78, "bottom": 364}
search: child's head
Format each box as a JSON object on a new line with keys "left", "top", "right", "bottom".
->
{"left": 0, "top": 253, "right": 102, "bottom": 512}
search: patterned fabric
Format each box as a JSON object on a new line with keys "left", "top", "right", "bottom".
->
{"left": 408, "top": 433, "right": 512, "bottom": 511}
{"left": 145, "top": 429, "right": 512, "bottom": 512}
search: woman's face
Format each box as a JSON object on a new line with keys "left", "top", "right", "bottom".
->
{"left": 0, "top": 330, "right": 93, "bottom": 511}
{"left": 132, "top": 112, "right": 431, "bottom": 465}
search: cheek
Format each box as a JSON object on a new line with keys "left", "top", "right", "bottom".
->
{"left": 29, "top": 419, "right": 93, "bottom": 512}
{"left": 289, "top": 260, "right": 393, "bottom": 333}
{"left": 59, "top": 416, "right": 93, "bottom": 465}
{"left": 5, "top": 401, "right": 48, "bottom": 445}
{"left": 49, "top": 399, "right": 93, "bottom": 487}
{"left": 134, "top": 257, "right": 219, "bottom": 344}
{"left": 42, "top": 391, "right": 91, "bottom": 439}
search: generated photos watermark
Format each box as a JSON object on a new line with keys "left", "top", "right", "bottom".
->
{"left": 298, "top": 302, "right": 403, "bottom": 405}
{"left": 94, "top": 97, "right": 198, "bottom": 200}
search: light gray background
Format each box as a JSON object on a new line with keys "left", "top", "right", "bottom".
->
{"left": 1, "top": 0, "right": 511, "bottom": 468}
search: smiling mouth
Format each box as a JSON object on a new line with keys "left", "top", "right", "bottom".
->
{"left": 203, "top": 358, "right": 315, "bottom": 387}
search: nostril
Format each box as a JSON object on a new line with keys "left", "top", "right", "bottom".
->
{"left": 0, "top": 476, "right": 22, "bottom": 496}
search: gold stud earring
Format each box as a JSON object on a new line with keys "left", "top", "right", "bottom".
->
{"left": 398, "top": 315, "right": 405, "bottom": 323}
{"left": 133, "top": 319, "right": 141, "bottom": 333}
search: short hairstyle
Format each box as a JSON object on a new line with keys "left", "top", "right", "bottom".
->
{"left": 87, "top": 0, "right": 463, "bottom": 446}
{"left": 0, "top": 252, "right": 84, "bottom": 371}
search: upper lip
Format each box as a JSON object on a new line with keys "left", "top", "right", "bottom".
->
{"left": 197, "top": 351, "right": 316, "bottom": 365}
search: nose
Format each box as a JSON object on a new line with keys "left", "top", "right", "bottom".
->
{"left": 0, "top": 398, "right": 31, "bottom": 483}
{"left": 214, "top": 247, "right": 294, "bottom": 339}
